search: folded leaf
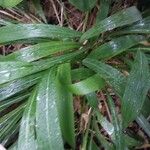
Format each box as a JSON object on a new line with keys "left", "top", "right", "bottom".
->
{"left": 69, "top": 74, "right": 105, "bottom": 95}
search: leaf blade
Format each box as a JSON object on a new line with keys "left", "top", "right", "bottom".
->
{"left": 80, "top": 6, "right": 142, "bottom": 42}
{"left": 56, "top": 63, "right": 75, "bottom": 147}
{"left": 36, "top": 68, "right": 64, "bottom": 150}
{"left": 122, "top": 51, "right": 149, "bottom": 128}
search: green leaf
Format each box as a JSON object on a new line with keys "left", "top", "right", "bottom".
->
{"left": 69, "top": 74, "right": 105, "bottom": 95}
{"left": 0, "top": 72, "right": 42, "bottom": 101}
{"left": 141, "top": 97, "right": 150, "bottom": 118}
{"left": 88, "top": 35, "right": 145, "bottom": 60}
{"left": 36, "top": 68, "right": 64, "bottom": 150}
{"left": 95, "top": 109, "right": 141, "bottom": 147}
{"left": 18, "top": 90, "right": 37, "bottom": 150}
{"left": 0, "top": 49, "right": 85, "bottom": 85}
{"left": 56, "top": 63, "right": 75, "bottom": 147}
{"left": 0, "top": 24, "right": 82, "bottom": 44}
{"left": 83, "top": 58, "right": 126, "bottom": 97}
{"left": 86, "top": 92, "right": 99, "bottom": 109}
{"left": 0, "top": 104, "right": 25, "bottom": 130}
{"left": 71, "top": 68, "right": 94, "bottom": 81}
{"left": 129, "top": 46, "right": 150, "bottom": 52}
{"left": 136, "top": 115, "right": 150, "bottom": 138}
{"left": 94, "top": 121, "right": 114, "bottom": 150}
{"left": 32, "top": 0, "right": 47, "bottom": 23}
{"left": 0, "top": 92, "right": 30, "bottom": 112}
{"left": 107, "top": 95, "right": 126, "bottom": 149}
{"left": 95, "top": 110, "right": 114, "bottom": 136}
{"left": 68, "top": 0, "right": 97, "bottom": 11}
{"left": 0, "top": 0, "right": 23, "bottom": 8}
{"left": 96, "top": 0, "right": 111, "bottom": 23}
{"left": 5, "top": 41, "right": 80, "bottom": 62}
{"left": 122, "top": 51, "right": 149, "bottom": 128}
{"left": 80, "top": 6, "right": 142, "bottom": 42}
{"left": 0, "top": 104, "right": 25, "bottom": 142}
{"left": 113, "top": 16, "right": 150, "bottom": 35}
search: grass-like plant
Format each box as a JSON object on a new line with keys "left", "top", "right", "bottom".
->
{"left": 0, "top": 0, "right": 150, "bottom": 149}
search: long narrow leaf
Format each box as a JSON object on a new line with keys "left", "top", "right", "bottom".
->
{"left": 80, "top": 6, "right": 142, "bottom": 42}
{"left": 56, "top": 63, "right": 75, "bottom": 147}
{"left": 0, "top": 73, "right": 42, "bottom": 101}
{"left": 0, "top": 49, "right": 85, "bottom": 85}
{"left": 0, "top": 92, "right": 30, "bottom": 112}
{"left": 18, "top": 90, "right": 37, "bottom": 150}
{"left": 107, "top": 95, "right": 126, "bottom": 149}
{"left": 36, "top": 68, "right": 64, "bottom": 149}
{"left": 88, "top": 35, "right": 145, "bottom": 60}
{"left": 5, "top": 41, "right": 80, "bottom": 62}
{"left": 122, "top": 51, "right": 149, "bottom": 128}
{"left": 0, "top": 24, "right": 82, "bottom": 44}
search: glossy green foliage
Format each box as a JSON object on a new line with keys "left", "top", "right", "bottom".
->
{"left": 122, "top": 51, "right": 149, "bottom": 128}
{"left": 0, "top": 1, "right": 149, "bottom": 149}
{"left": 80, "top": 6, "right": 142, "bottom": 42}
{"left": 83, "top": 55, "right": 150, "bottom": 130}
{"left": 18, "top": 90, "right": 37, "bottom": 150}
{"left": 5, "top": 41, "right": 80, "bottom": 62}
{"left": 0, "top": 49, "right": 84, "bottom": 85}
{"left": 107, "top": 95, "right": 126, "bottom": 149}
{"left": 0, "top": 104, "right": 25, "bottom": 142}
{"left": 0, "top": 73, "right": 42, "bottom": 101}
{"left": 83, "top": 58, "right": 126, "bottom": 97}
{"left": 89, "top": 35, "right": 145, "bottom": 60}
{"left": 70, "top": 74, "right": 105, "bottom": 95}
{"left": 0, "top": 24, "right": 82, "bottom": 44}
{"left": 0, "top": 92, "right": 30, "bottom": 112}
{"left": 36, "top": 68, "right": 64, "bottom": 150}
{"left": 56, "top": 63, "right": 75, "bottom": 147}
{"left": 69, "top": 0, "right": 97, "bottom": 11}
{"left": 113, "top": 16, "right": 150, "bottom": 35}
